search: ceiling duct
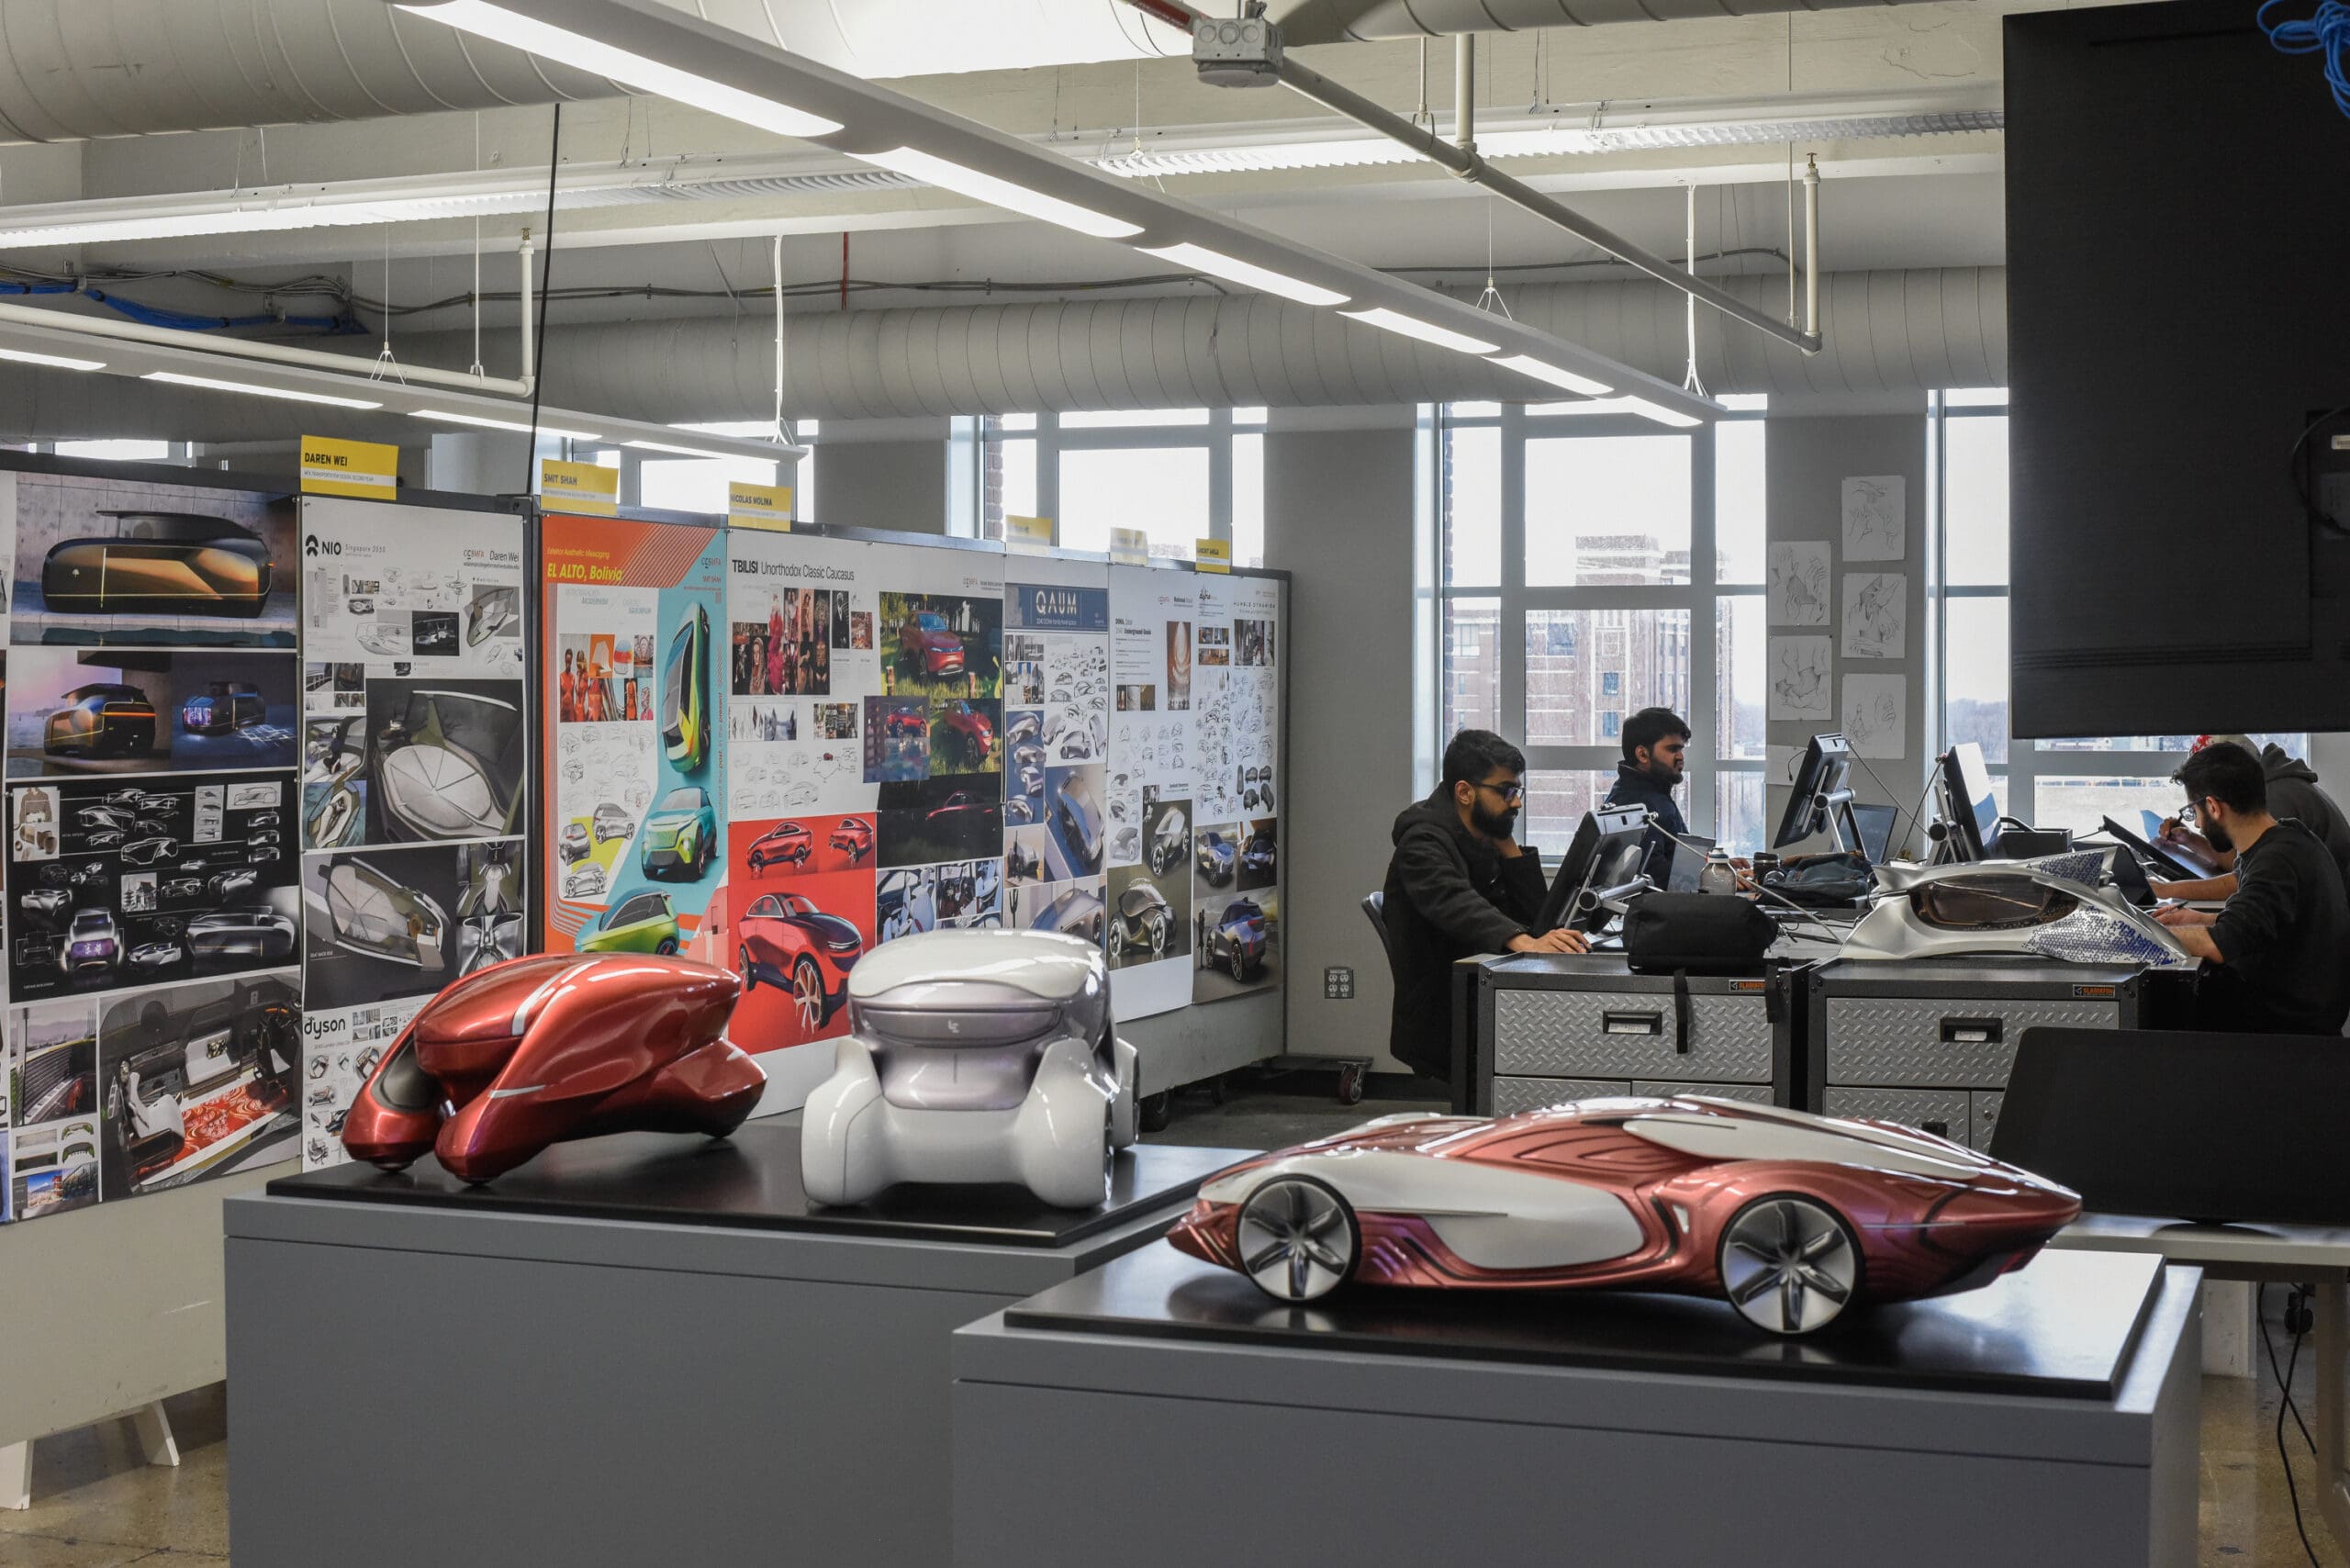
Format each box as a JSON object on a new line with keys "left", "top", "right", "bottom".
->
{"left": 1270, "top": 0, "right": 1949, "bottom": 44}
{"left": 0, "top": 264, "right": 2000, "bottom": 441}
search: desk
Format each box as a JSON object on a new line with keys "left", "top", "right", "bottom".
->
{"left": 2050, "top": 1214, "right": 2350, "bottom": 1557}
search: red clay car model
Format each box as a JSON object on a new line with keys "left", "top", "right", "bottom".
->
{"left": 341, "top": 954, "right": 765, "bottom": 1183}
{"left": 1168, "top": 1097, "right": 2081, "bottom": 1335}
{"left": 900, "top": 610, "right": 965, "bottom": 677}
{"left": 746, "top": 820, "right": 813, "bottom": 871}
{"left": 935, "top": 700, "right": 994, "bottom": 766}
{"left": 737, "top": 892, "right": 864, "bottom": 1029}
{"left": 829, "top": 816, "right": 874, "bottom": 862}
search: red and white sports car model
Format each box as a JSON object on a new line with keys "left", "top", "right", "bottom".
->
{"left": 737, "top": 892, "right": 864, "bottom": 1028}
{"left": 1168, "top": 1097, "right": 2081, "bottom": 1335}
{"left": 341, "top": 954, "right": 765, "bottom": 1183}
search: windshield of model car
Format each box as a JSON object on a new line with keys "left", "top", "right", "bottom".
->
{"left": 663, "top": 621, "right": 691, "bottom": 741}
{"left": 916, "top": 612, "right": 946, "bottom": 632}
{"left": 70, "top": 913, "right": 110, "bottom": 935}
{"left": 745, "top": 895, "right": 784, "bottom": 919}
{"left": 781, "top": 896, "right": 818, "bottom": 916}
{"left": 658, "top": 787, "right": 703, "bottom": 812}
{"left": 608, "top": 894, "right": 667, "bottom": 927}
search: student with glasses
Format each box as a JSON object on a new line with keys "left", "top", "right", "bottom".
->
{"left": 1379, "top": 729, "right": 1587, "bottom": 1085}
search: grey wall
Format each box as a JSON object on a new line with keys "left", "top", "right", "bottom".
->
{"left": 1266, "top": 427, "right": 1418, "bottom": 1072}
{"left": 1764, "top": 410, "right": 1932, "bottom": 854}
{"left": 811, "top": 438, "right": 947, "bottom": 534}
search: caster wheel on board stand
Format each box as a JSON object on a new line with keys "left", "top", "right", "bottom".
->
{"left": 1138, "top": 1091, "right": 1175, "bottom": 1134}
{"left": 1336, "top": 1061, "right": 1366, "bottom": 1106}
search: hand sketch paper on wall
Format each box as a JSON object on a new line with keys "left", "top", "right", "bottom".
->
{"left": 1767, "top": 543, "right": 1830, "bottom": 626}
{"left": 1768, "top": 636, "right": 1833, "bottom": 721}
{"left": 1841, "top": 572, "right": 1907, "bottom": 660}
{"left": 1841, "top": 476, "right": 1907, "bottom": 562}
{"left": 1841, "top": 673, "right": 1907, "bottom": 758}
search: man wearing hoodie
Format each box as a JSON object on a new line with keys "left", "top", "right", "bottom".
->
{"left": 2154, "top": 735, "right": 2350, "bottom": 897}
{"left": 1380, "top": 730, "right": 1586, "bottom": 1083}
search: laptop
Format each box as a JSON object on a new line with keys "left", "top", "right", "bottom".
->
{"left": 2098, "top": 814, "right": 2211, "bottom": 882}
{"left": 1663, "top": 834, "right": 1717, "bottom": 892}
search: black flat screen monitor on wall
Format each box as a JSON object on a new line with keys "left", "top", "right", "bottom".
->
{"left": 1991, "top": 1028, "right": 2350, "bottom": 1226}
{"left": 2007, "top": 0, "right": 2350, "bottom": 734}
{"left": 1940, "top": 744, "right": 2001, "bottom": 861}
{"left": 1771, "top": 733, "right": 1856, "bottom": 850}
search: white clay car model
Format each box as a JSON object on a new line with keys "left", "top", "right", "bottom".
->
{"left": 800, "top": 928, "right": 1139, "bottom": 1209}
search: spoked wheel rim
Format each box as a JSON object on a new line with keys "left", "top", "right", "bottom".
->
{"left": 1236, "top": 1176, "right": 1357, "bottom": 1303}
{"left": 792, "top": 958, "right": 825, "bottom": 1029}
{"left": 1230, "top": 948, "right": 1247, "bottom": 981}
{"left": 1718, "top": 1195, "right": 1859, "bottom": 1336}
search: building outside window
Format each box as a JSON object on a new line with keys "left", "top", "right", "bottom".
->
{"left": 1929, "top": 388, "right": 2304, "bottom": 836}
{"left": 1438, "top": 398, "right": 1768, "bottom": 857}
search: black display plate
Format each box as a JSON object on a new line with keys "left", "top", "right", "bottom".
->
{"left": 1003, "top": 1245, "right": 2167, "bottom": 1398}
{"left": 267, "top": 1122, "right": 1248, "bottom": 1248}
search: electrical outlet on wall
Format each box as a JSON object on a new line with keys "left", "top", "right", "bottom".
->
{"left": 1323, "top": 967, "right": 1353, "bottom": 1000}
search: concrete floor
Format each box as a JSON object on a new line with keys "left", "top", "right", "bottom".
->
{"left": 0, "top": 1081, "right": 2335, "bottom": 1565}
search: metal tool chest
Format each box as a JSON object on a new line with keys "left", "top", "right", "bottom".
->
{"left": 1804, "top": 959, "right": 2143, "bottom": 1149}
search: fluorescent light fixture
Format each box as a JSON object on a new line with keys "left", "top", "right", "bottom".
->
{"left": 140, "top": 371, "right": 381, "bottom": 410}
{"left": 1138, "top": 243, "right": 1348, "bottom": 308}
{"left": 1621, "top": 397, "right": 1702, "bottom": 429}
{"left": 1340, "top": 308, "right": 1498, "bottom": 357}
{"left": 853, "top": 147, "right": 1140, "bottom": 240}
{"left": 1491, "top": 353, "right": 1612, "bottom": 398}
{"left": 1529, "top": 396, "right": 1702, "bottom": 428}
{"left": 397, "top": 1, "right": 840, "bottom": 140}
{"left": 626, "top": 439, "right": 749, "bottom": 459}
{"left": 0, "top": 346, "right": 106, "bottom": 372}
{"left": 413, "top": 409, "right": 602, "bottom": 441}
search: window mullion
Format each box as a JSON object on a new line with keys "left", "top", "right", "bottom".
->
{"left": 1500, "top": 404, "right": 1528, "bottom": 752}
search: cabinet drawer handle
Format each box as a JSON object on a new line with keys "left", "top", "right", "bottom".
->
{"left": 1940, "top": 1017, "right": 2003, "bottom": 1046}
{"left": 1603, "top": 1011, "right": 1663, "bottom": 1036}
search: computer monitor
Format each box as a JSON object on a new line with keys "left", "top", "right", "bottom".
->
{"left": 1990, "top": 1028, "right": 2350, "bottom": 1226}
{"left": 1770, "top": 733, "right": 1860, "bottom": 850}
{"left": 1538, "top": 806, "right": 1651, "bottom": 934}
{"left": 1850, "top": 802, "right": 1898, "bottom": 865}
{"left": 1664, "top": 834, "right": 1718, "bottom": 893}
{"left": 1938, "top": 742, "right": 2002, "bottom": 860}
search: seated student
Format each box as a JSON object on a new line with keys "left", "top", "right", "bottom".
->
{"left": 1382, "top": 730, "right": 1586, "bottom": 1082}
{"left": 2154, "top": 743, "right": 2350, "bottom": 1035}
{"left": 2155, "top": 734, "right": 2350, "bottom": 898}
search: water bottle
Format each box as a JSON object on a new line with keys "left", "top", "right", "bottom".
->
{"left": 1699, "top": 846, "right": 1740, "bottom": 896}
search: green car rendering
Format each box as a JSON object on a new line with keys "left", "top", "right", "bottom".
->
{"left": 662, "top": 604, "right": 711, "bottom": 773}
{"left": 579, "top": 890, "right": 681, "bottom": 955}
{"left": 639, "top": 785, "right": 718, "bottom": 880}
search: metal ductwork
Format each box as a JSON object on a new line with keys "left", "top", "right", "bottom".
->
{"left": 0, "top": 267, "right": 2001, "bottom": 442}
{"left": 1270, "top": 0, "right": 1944, "bottom": 44}
{"left": 0, "top": 0, "right": 1189, "bottom": 145}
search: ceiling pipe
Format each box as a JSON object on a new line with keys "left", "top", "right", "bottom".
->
{"left": 1269, "top": 0, "right": 1952, "bottom": 44}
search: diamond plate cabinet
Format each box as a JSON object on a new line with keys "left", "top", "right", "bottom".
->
{"left": 1457, "top": 954, "right": 1803, "bottom": 1116}
{"left": 1807, "top": 959, "right": 2143, "bottom": 1148}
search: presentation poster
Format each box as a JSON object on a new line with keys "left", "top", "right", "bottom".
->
{"left": 1104, "top": 566, "right": 1197, "bottom": 1021}
{"left": 1004, "top": 559, "right": 1112, "bottom": 962}
{"left": 297, "top": 497, "right": 528, "bottom": 1170}
{"left": 1190, "top": 575, "right": 1281, "bottom": 1003}
{"left": 3, "top": 468, "right": 307, "bottom": 1215}
{"left": 541, "top": 514, "right": 728, "bottom": 990}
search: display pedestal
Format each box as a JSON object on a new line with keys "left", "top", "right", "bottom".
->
{"left": 953, "top": 1248, "right": 2202, "bottom": 1568}
{"left": 224, "top": 1124, "right": 1245, "bottom": 1568}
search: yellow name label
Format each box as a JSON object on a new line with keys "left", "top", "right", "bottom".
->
{"left": 540, "top": 459, "right": 619, "bottom": 515}
{"left": 1005, "top": 513, "right": 1053, "bottom": 552}
{"left": 729, "top": 481, "right": 793, "bottom": 532}
{"left": 1195, "top": 538, "right": 1231, "bottom": 573}
{"left": 299, "top": 436, "right": 397, "bottom": 499}
{"left": 1108, "top": 527, "right": 1150, "bottom": 566}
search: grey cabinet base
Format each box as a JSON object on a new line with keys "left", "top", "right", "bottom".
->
{"left": 952, "top": 1257, "right": 2202, "bottom": 1568}
{"left": 223, "top": 1151, "right": 1237, "bottom": 1568}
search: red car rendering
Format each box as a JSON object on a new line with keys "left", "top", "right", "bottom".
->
{"left": 900, "top": 610, "right": 965, "bottom": 676}
{"left": 884, "top": 709, "right": 927, "bottom": 739}
{"left": 829, "top": 816, "right": 874, "bottom": 862}
{"left": 1168, "top": 1097, "right": 2081, "bottom": 1335}
{"left": 737, "top": 892, "right": 865, "bottom": 1029}
{"left": 935, "top": 700, "right": 994, "bottom": 766}
{"left": 341, "top": 954, "right": 764, "bottom": 1183}
{"left": 926, "top": 790, "right": 992, "bottom": 827}
{"left": 746, "top": 820, "right": 813, "bottom": 871}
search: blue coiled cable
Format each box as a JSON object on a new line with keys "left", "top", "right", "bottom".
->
{"left": 2261, "top": 0, "right": 2350, "bottom": 118}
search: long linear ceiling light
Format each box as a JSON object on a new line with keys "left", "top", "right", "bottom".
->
{"left": 388, "top": 0, "right": 1716, "bottom": 424}
{"left": 0, "top": 86, "right": 1998, "bottom": 254}
{"left": 0, "top": 313, "right": 802, "bottom": 465}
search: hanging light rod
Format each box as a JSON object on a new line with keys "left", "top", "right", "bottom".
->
{"left": 384, "top": 0, "right": 1718, "bottom": 423}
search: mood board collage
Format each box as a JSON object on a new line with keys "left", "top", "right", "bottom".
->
{"left": 535, "top": 521, "right": 1286, "bottom": 1117}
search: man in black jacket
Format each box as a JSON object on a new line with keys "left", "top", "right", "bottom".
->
{"left": 2154, "top": 743, "right": 2350, "bottom": 1035}
{"left": 1380, "top": 731, "right": 1586, "bottom": 1081}
{"left": 2155, "top": 735, "right": 2350, "bottom": 896}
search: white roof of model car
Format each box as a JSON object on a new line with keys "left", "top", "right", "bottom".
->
{"left": 847, "top": 927, "right": 1103, "bottom": 1003}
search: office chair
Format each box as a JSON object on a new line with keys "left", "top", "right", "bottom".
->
{"left": 1360, "top": 890, "right": 1394, "bottom": 968}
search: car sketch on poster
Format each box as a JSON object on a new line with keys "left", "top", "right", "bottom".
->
{"left": 1106, "top": 566, "right": 1197, "bottom": 1020}
{"left": 1005, "top": 563, "right": 1110, "bottom": 960}
{"left": 8, "top": 471, "right": 294, "bottom": 648}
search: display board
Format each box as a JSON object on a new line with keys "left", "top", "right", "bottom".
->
{"left": 2, "top": 466, "right": 304, "bottom": 1220}
{"left": 1003, "top": 558, "right": 1111, "bottom": 976}
{"left": 1103, "top": 567, "right": 1197, "bottom": 1020}
{"left": 297, "top": 497, "right": 529, "bottom": 1170}
{"left": 1188, "top": 574, "right": 1283, "bottom": 1005}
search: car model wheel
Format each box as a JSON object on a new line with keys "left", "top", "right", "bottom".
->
{"left": 1107, "top": 920, "right": 1125, "bottom": 959}
{"left": 739, "top": 945, "right": 758, "bottom": 989}
{"left": 1237, "top": 1175, "right": 1358, "bottom": 1303}
{"left": 791, "top": 956, "right": 825, "bottom": 1030}
{"left": 1717, "top": 1194, "right": 1861, "bottom": 1337}
{"left": 1147, "top": 917, "right": 1166, "bottom": 958}
{"left": 1230, "top": 948, "right": 1248, "bottom": 982}
{"left": 656, "top": 938, "right": 679, "bottom": 957}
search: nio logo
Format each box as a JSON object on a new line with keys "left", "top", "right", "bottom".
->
{"left": 305, "top": 534, "right": 341, "bottom": 557}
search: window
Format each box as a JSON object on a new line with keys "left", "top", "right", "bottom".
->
{"left": 1437, "top": 399, "right": 1767, "bottom": 855}
{"left": 1928, "top": 390, "right": 2307, "bottom": 833}
{"left": 639, "top": 455, "right": 779, "bottom": 516}
{"left": 51, "top": 440, "right": 174, "bottom": 463}
{"left": 979, "top": 410, "right": 1260, "bottom": 565}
